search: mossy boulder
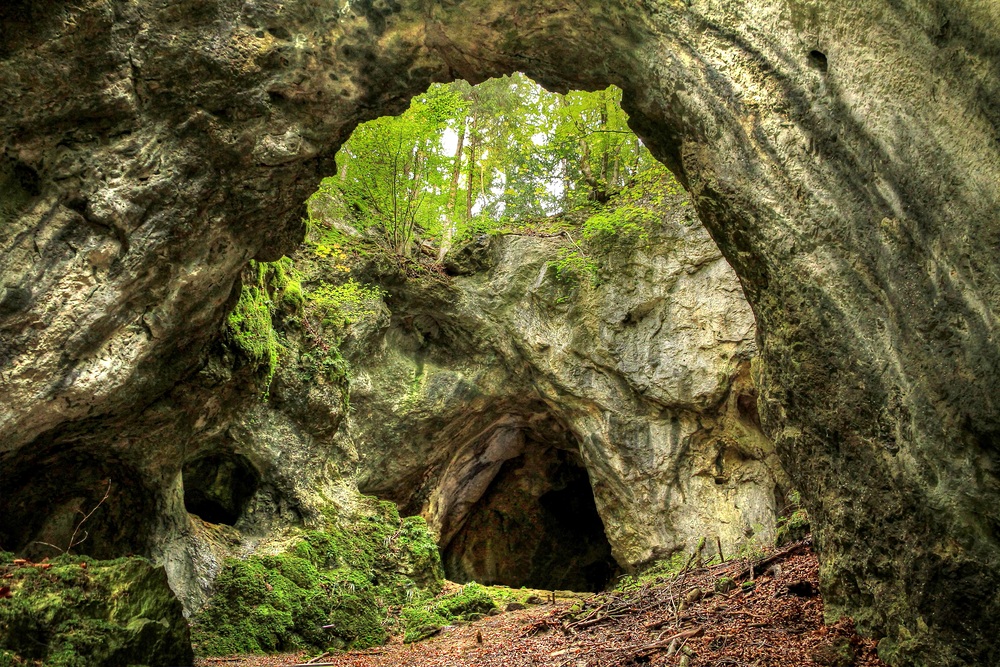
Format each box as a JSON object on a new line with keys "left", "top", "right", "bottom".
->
{"left": 191, "top": 500, "right": 444, "bottom": 656}
{"left": 0, "top": 553, "right": 193, "bottom": 667}
{"left": 401, "top": 583, "right": 498, "bottom": 643}
{"left": 776, "top": 509, "right": 810, "bottom": 547}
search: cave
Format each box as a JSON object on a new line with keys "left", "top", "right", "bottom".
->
{"left": 0, "top": 444, "right": 155, "bottom": 561}
{"left": 182, "top": 453, "right": 261, "bottom": 526}
{"left": 441, "top": 430, "right": 619, "bottom": 593}
{"left": 2, "top": 0, "right": 999, "bottom": 662}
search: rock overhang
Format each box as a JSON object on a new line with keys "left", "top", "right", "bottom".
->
{"left": 0, "top": 0, "right": 998, "bottom": 664}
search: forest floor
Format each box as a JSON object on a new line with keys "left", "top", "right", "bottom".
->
{"left": 195, "top": 541, "right": 887, "bottom": 667}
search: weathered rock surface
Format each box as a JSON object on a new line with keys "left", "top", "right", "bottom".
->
{"left": 1, "top": 0, "right": 999, "bottom": 664}
{"left": 339, "top": 201, "right": 782, "bottom": 586}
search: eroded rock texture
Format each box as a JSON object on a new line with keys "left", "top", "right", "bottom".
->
{"left": 1, "top": 0, "right": 999, "bottom": 664}
{"left": 340, "top": 208, "right": 780, "bottom": 589}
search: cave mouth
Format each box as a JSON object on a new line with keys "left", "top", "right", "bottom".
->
{"left": 442, "top": 438, "right": 619, "bottom": 593}
{"left": 0, "top": 444, "right": 155, "bottom": 561}
{"left": 182, "top": 453, "right": 260, "bottom": 526}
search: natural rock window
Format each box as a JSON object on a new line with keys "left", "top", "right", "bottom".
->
{"left": 182, "top": 453, "right": 260, "bottom": 526}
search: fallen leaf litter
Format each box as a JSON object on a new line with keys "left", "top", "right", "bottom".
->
{"left": 195, "top": 541, "right": 887, "bottom": 667}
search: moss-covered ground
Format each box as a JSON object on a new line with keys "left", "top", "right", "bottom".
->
{"left": 190, "top": 493, "right": 588, "bottom": 657}
{"left": 0, "top": 553, "right": 192, "bottom": 667}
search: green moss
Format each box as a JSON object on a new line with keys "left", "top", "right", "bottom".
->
{"left": 226, "top": 260, "right": 295, "bottom": 393}
{"left": 0, "top": 556, "right": 192, "bottom": 667}
{"left": 401, "top": 607, "right": 450, "bottom": 643}
{"left": 192, "top": 499, "right": 445, "bottom": 657}
{"left": 776, "top": 508, "right": 810, "bottom": 546}
{"left": 615, "top": 551, "right": 688, "bottom": 592}
{"left": 398, "top": 582, "right": 501, "bottom": 643}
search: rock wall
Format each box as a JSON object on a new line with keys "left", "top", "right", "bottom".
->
{"left": 1, "top": 0, "right": 999, "bottom": 664}
{"left": 339, "top": 198, "right": 782, "bottom": 579}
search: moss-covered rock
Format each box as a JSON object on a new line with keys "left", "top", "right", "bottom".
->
{"left": 191, "top": 500, "right": 444, "bottom": 656}
{"left": 0, "top": 553, "right": 192, "bottom": 667}
{"left": 401, "top": 582, "right": 497, "bottom": 643}
{"left": 776, "top": 509, "right": 810, "bottom": 547}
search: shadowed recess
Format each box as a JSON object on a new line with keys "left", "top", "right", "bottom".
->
{"left": 182, "top": 452, "right": 261, "bottom": 526}
{"left": 442, "top": 437, "right": 619, "bottom": 593}
{"left": 0, "top": 445, "right": 155, "bottom": 560}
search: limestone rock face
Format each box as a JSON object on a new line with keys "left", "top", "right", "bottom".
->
{"left": 343, "top": 205, "right": 781, "bottom": 580}
{"left": 1, "top": 0, "right": 999, "bottom": 664}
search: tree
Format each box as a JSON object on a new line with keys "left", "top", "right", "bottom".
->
{"left": 309, "top": 74, "right": 665, "bottom": 259}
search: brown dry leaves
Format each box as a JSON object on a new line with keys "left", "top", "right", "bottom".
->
{"left": 195, "top": 543, "right": 887, "bottom": 667}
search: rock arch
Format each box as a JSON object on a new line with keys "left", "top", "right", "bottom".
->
{"left": 1, "top": 0, "right": 998, "bottom": 664}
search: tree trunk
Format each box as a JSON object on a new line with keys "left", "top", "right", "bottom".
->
{"left": 438, "top": 119, "right": 467, "bottom": 261}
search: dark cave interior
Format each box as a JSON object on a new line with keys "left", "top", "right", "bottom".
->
{"left": 442, "top": 439, "right": 619, "bottom": 593}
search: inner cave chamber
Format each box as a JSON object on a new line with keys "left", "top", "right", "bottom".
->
{"left": 182, "top": 452, "right": 261, "bottom": 526}
{"left": 428, "top": 418, "right": 620, "bottom": 594}
{"left": 0, "top": 443, "right": 156, "bottom": 561}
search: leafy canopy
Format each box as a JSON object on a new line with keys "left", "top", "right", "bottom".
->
{"left": 307, "top": 74, "right": 667, "bottom": 259}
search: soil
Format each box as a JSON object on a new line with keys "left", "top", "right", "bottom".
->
{"left": 195, "top": 542, "right": 886, "bottom": 667}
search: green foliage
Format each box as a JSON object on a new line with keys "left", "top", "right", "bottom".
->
{"left": 734, "top": 533, "right": 767, "bottom": 562}
{"left": 192, "top": 500, "right": 445, "bottom": 657}
{"left": 0, "top": 555, "right": 192, "bottom": 667}
{"left": 308, "top": 74, "right": 673, "bottom": 262}
{"left": 547, "top": 248, "right": 599, "bottom": 291}
{"left": 581, "top": 204, "right": 655, "bottom": 246}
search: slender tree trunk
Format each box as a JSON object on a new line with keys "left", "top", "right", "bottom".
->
{"left": 599, "top": 101, "right": 609, "bottom": 187}
{"left": 400, "top": 146, "right": 424, "bottom": 257}
{"left": 465, "top": 121, "right": 479, "bottom": 221}
{"left": 438, "top": 119, "right": 467, "bottom": 261}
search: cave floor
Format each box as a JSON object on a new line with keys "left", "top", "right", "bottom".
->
{"left": 196, "top": 542, "right": 887, "bottom": 667}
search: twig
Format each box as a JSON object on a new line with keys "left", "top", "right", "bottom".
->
{"left": 31, "top": 541, "right": 66, "bottom": 555}
{"left": 634, "top": 627, "right": 704, "bottom": 654}
{"left": 67, "top": 479, "right": 112, "bottom": 554}
{"left": 734, "top": 540, "right": 808, "bottom": 582}
{"left": 33, "top": 479, "right": 112, "bottom": 555}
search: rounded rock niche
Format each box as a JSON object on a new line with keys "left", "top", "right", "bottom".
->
{"left": 182, "top": 452, "right": 261, "bottom": 526}
{"left": 0, "top": 444, "right": 156, "bottom": 561}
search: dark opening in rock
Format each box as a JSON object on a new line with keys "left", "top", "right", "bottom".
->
{"left": 182, "top": 453, "right": 260, "bottom": 525}
{"left": 808, "top": 50, "right": 829, "bottom": 72}
{"left": 442, "top": 439, "right": 619, "bottom": 592}
{"left": 0, "top": 444, "right": 155, "bottom": 560}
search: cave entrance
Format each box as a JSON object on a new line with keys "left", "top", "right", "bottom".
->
{"left": 310, "top": 72, "right": 729, "bottom": 592}
{"left": 0, "top": 444, "right": 155, "bottom": 561}
{"left": 182, "top": 453, "right": 260, "bottom": 526}
{"left": 441, "top": 431, "right": 619, "bottom": 593}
